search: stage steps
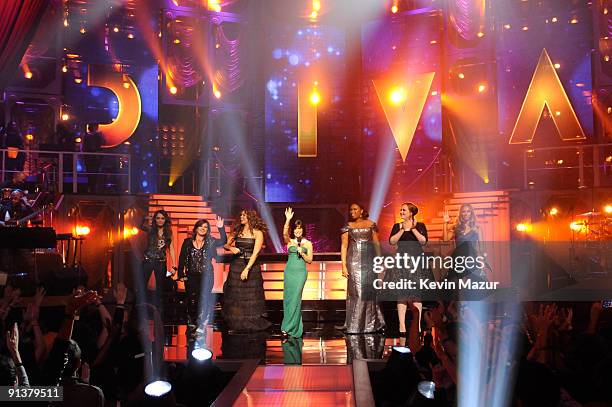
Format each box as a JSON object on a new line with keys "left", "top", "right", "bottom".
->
{"left": 147, "top": 194, "right": 232, "bottom": 291}
{"left": 427, "top": 190, "right": 510, "bottom": 241}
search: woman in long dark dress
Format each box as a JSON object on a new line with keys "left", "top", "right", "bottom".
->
{"left": 388, "top": 202, "right": 428, "bottom": 337}
{"left": 222, "top": 209, "right": 271, "bottom": 332}
{"left": 177, "top": 216, "right": 227, "bottom": 334}
{"left": 139, "top": 210, "right": 177, "bottom": 312}
{"left": 341, "top": 203, "right": 385, "bottom": 334}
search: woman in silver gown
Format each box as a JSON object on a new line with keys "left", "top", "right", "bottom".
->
{"left": 340, "top": 203, "right": 385, "bottom": 334}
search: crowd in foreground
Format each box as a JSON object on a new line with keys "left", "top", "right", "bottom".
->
{"left": 1, "top": 282, "right": 611, "bottom": 406}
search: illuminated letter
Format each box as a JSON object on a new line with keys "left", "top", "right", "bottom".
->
{"left": 373, "top": 72, "right": 435, "bottom": 161}
{"left": 87, "top": 64, "right": 142, "bottom": 147}
{"left": 509, "top": 49, "right": 586, "bottom": 144}
{"left": 297, "top": 81, "right": 318, "bottom": 157}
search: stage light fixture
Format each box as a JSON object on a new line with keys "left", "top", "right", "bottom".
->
{"left": 552, "top": 17, "right": 558, "bottom": 22}
{"left": 309, "top": 89, "right": 321, "bottom": 105}
{"left": 548, "top": 207, "right": 559, "bottom": 216}
{"left": 75, "top": 137, "right": 82, "bottom": 143}
{"left": 312, "top": 0, "right": 321, "bottom": 12}
{"left": 25, "top": 134, "right": 34, "bottom": 141}
{"left": 128, "top": 33, "right": 134, "bottom": 39}
{"left": 389, "top": 87, "right": 406, "bottom": 105}
{"left": 477, "top": 31, "right": 484, "bottom": 38}
{"left": 74, "top": 78, "right": 82, "bottom": 84}
{"left": 144, "top": 380, "right": 172, "bottom": 397}
{"left": 458, "top": 72, "right": 465, "bottom": 79}
{"left": 310, "top": 11, "right": 318, "bottom": 19}
{"left": 570, "top": 221, "right": 585, "bottom": 232}
{"left": 207, "top": 0, "right": 221, "bottom": 12}
{"left": 75, "top": 225, "right": 91, "bottom": 236}
{"left": 169, "top": 86, "right": 178, "bottom": 95}
{"left": 391, "top": 5, "right": 398, "bottom": 13}
{"left": 192, "top": 347, "right": 213, "bottom": 361}
{"left": 61, "top": 113, "right": 70, "bottom": 121}
{"left": 504, "top": 24, "right": 511, "bottom": 29}
{"left": 515, "top": 223, "right": 531, "bottom": 233}
{"left": 477, "top": 84, "right": 487, "bottom": 93}
{"left": 604, "top": 204, "right": 612, "bottom": 214}
{"left": 392, "top": 346, "right": 411, "bottom": 354}
{"left": 62, "top": 65, "right": 68, "bottom": 73}
{"left": 484, "top": 177, "right": 490, "bottom": 184}
{"left": 554, "top": 63, "right": 560, "bottom": 69}
{"left": 522, "top": 26, "right": 528, "bottom": 31}
{"left": 63, "top": 19, "right": 68, "bottom": 27}
{"left": 80, "top": 27, "right": 86, "bottom": 34}
{"left": 417, "top": 381, "right": 435, "bottom": 399}
{"left": 24, "top": 71, "right": 33, "bottom": 79}
{"left": 113, "top": 27, "right": 119, "bottom": 33}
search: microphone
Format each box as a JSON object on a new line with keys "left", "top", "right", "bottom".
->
{"left": 296, "top": 237, "right": 303, "bottom": 258}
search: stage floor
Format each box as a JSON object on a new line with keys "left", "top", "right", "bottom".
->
{"left": 163, "top": 323, "right": 402, "bottom": 365}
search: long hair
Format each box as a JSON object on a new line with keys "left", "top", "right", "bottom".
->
{"left": 151, "top": 209, "right": 173, "bottom": 245}
{"left": 191, "top": 219, "right": 211, "bottom": 246}
{"left": 454, "top": 204, "right": 477, "bottom": 235}
{"left": 233, "top": 209, "right": 268, "bottom": 237}
{"left": 349, "top": 203, "right": 369, "bottom": 220}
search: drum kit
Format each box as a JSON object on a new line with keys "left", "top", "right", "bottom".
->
{"left": 573, "top": 210, "right": 612, "bottom": 240}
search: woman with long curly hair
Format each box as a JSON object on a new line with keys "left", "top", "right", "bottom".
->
{"left": 444, "top": 203, "right": 487, "bottom": 281}
{"left": 222, "top": 209, "right": 271, "bottom": 332}
{"left": 177, "top": 216, "right": 226, "bottom": 335}
{"left": 139, "top": 210, "right": 177, "bottom": 313}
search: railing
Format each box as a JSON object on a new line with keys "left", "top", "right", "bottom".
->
{"left": 523, "top": 143, "right": 612, "bottom": 189}
{"left": 0, "top": 148, "right": 131, "bottom": 194}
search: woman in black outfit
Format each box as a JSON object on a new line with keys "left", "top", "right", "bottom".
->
{"left": 139, "top": 210, "right": 177, "bottom": 312}
{"left": 177, "top": 216, "right": 226, "bottom": 333}
{"left": 388, "top": 202, "right": 428, "bottom": 337}
{"left": 222, "top": 209, "right": 271, "bottom": 332}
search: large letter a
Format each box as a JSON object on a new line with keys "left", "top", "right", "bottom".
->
{"left": 509, "top": 49, "right": 586, "bottom": 144}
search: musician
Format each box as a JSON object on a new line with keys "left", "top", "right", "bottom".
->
{"left": 0, "top": 190, "right": 32, "bottom": 226}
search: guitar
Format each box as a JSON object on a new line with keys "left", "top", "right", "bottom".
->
{"left": 2, "top": 204, "right": 48, "bottom": 227}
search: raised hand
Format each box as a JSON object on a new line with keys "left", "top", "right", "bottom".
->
{"left": 215, "top": 215, "right": 224, "bottom": 228}
{"left": 113, "top": 282, "right": 128, "bottom": 305}
{"left": 443, "top": 209, "right": 451, "bottom": 224}
{"left": 34, "top": 286, "right": 46, "bottom": 308}
{"left": 285, "top": 207, "right": 294, "bottom": 221}
{"left": 65, "top": 290, "right": 100, "bottom": 316}
{"left": 6, "top": 323, "right": 20, "bottom": 359}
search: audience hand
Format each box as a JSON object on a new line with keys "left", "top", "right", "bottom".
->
{"left": 113, "top": 282, "right": 128, "bottom": 305}
{"left": 65, "top": 291, "right": 100, "bottom": 317}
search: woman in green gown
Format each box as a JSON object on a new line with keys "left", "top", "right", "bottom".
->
{"left": 281, "top": 207, "right": 313, "bottom": 338}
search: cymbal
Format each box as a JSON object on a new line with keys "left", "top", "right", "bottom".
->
{"left": 577, "top": 211, "right": 601, "bottom": 217}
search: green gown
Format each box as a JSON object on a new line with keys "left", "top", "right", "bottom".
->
{"left": 281, "top": 244, "right": 308, "bottom": 337}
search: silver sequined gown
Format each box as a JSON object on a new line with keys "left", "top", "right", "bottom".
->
{"left": 342, "top": 223, "right": 385, "bottom": 334}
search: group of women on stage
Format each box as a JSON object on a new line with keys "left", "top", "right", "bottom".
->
{"left": 139, "top": 200, "right": 486, "bottom": 337}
